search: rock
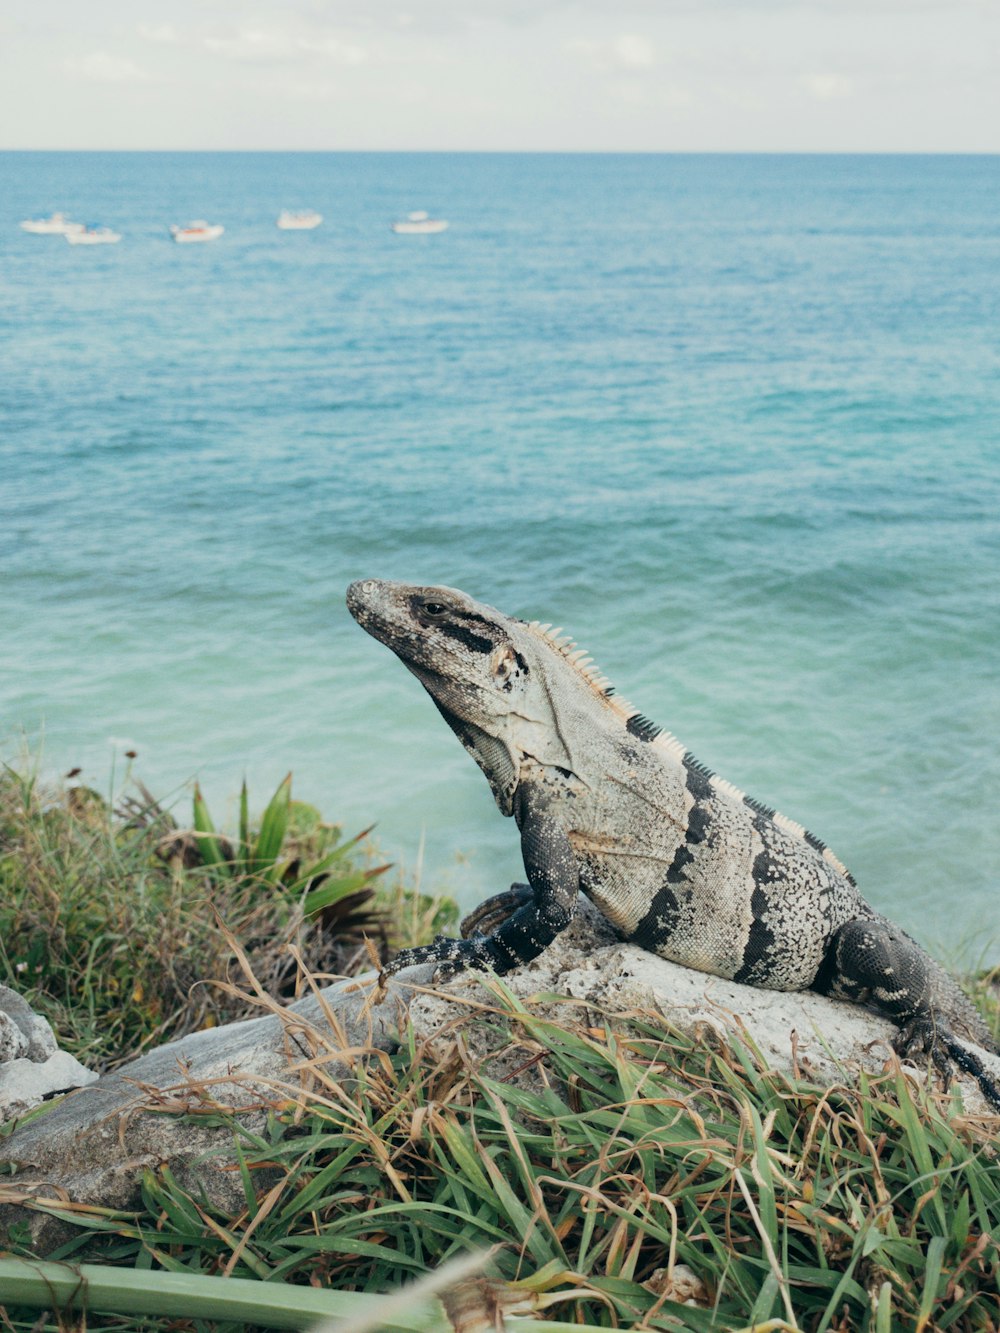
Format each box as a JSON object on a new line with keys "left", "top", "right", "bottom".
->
{"left": 644, "top": 1262, "right": 711, "bottom": 1309}
{"left": 0, "top": 1011, "right": 27, "bottom": 1063}
{"left": 0, "top": 985, "right": 58, "bottom": 1062}
{"left": 408, "top": 907, "right": 1000, "bottom": 1111}
{"left": 0, "top": 966, "right": 435, "bottom": 1251}
{"left": 0, "top": 1052, "right": 98, "bottom": 1123}
{"left": 2, "top": 905, "right": 997, "bottom": 1254}
{"left": 0, "top": 987, "right": 95, "bottom": 1128}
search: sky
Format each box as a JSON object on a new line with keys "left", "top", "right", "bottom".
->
{"left": 1, "top": 1, "right": 998, "bottom": 152}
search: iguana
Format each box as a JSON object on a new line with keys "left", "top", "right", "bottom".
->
{"left": 346, "top": 578, "right": 1000, "bottom": 1110}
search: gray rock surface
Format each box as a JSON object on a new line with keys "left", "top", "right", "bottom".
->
{"left": 0, "top": 968, "right": 434, "bottom": 1250}
{"left": 0, "top": 1052, "right": 99, "bottom": 1123}
{"left": 2, "top": 906, "right": 997, "bottom": 1253}
{"left": 0, "top": 985, "right": 59, "bottom": 1062}
{"left": 0, "top": 1011, "right": 27, "bottom": 1064}
{"left": 0, "top": 986, "right": 96, "bottom": 1126}
{"left": 409, "top": 906, "right": 1000, "bottom": 1104}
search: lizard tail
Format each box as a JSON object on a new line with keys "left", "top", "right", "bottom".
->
{"left": 936, "top": 1033, "right": 1000, "bottom": 1113}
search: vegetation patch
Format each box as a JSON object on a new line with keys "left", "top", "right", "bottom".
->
{"left": 4, "top": 974, "right": 1000, "bottom": 1331}
{"left": 0, "top": 763, "right": 453, "bottom": 1072}
{"left": 1, "top": 766, "right": 997, "bottom": 1330}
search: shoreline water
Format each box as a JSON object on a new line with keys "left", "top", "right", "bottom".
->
{"left": 3, "top": 151, "right": 999, "bottom": 950}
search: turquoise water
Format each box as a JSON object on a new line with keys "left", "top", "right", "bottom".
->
{"left": 3, "top": 152, "right": 999, "bottom": 952}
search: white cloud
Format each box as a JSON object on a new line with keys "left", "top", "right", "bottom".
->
{"left": 138, "top": 24, "right": 182, "bottom": 46}
{"left": 309, "top": 36, "right": 368, "bottom": 65}
{"left": 203, "top": 29, "right": 292, "bottom": 64}
{"left": 605, "top": 76, "right": 692, "bottom": 110}
{"left": 613, "top": 34, "right": 656, "bottom": 69}
{"left": 799, "top": 72, "right": 854, "bottom": 100}
{"left": 202, "top": 27, "right": 367, "bottom": 67}
{"left": 568, "top": 33, "right": 657, "bottom": 72}
{"left": 3, "top": 0, "right": 996, "bottom": 150}
{"left": 65, "top": 51, "right": 155, "bottom": 83}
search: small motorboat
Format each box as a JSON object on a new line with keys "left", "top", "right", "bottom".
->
{"left": 391, "top": 210, "right": 449, "bottom": 235}
{"left": 170, "top": 221, "right": 224, "bottom": 243}
{"left": 65, "top": 225, "right": 121, "bottom": 245}
{"left": 277, "top": 209, "right": 322, "bottom": 230}
{"left": 20, "top": 212, "right": 84, "bottom": 236}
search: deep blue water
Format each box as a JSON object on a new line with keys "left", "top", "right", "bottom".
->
{"left": 2, "top": 152, "right": 999, "bottom": 954}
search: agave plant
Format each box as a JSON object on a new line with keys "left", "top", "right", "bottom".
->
{"left": 191, "top": 774, "right": 390, "bottom": 918}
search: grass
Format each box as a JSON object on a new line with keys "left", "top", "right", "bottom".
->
{"left": 3, "top": 975, "right": 999, "bottom": 1331}
{"left": 0, "top": 761, "right": 454, "bottom": 1072}
{"left": 1, "top": 764, "right": 998, "bottom": 1331}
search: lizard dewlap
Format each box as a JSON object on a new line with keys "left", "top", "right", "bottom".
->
{"left": 346, "top": 578, "right": 1000, "bottom": 1110}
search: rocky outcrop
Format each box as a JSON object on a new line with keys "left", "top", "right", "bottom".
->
{"left": 2, "top": 906, "right": 997, "bottom": 1252}
{"left": 0, "top": 965, "right": 433, "bottom": 1250}
{"left": 0, "top": 985, "right": 97, "bottom": 1126}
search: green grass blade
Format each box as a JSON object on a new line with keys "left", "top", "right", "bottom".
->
{"left": 192, "top": 783, "right": 228, "bottom": 871}
{"left": 917, "top": 1235, "right": 946, "bottom": 1330}
{"left": 874, "top": 1280, "right": 894, "bottom": 1333}
{"left": 0, "top": 1256, "right": 448, "bottom": 1331}
{"left": 301, "top": 869, "right": 378, "bottom": 916}
{"left": 288, "top": 843, "right": 372, "bottom": 893}
{"left": 238, "top": 777, "right": 250, "bottom": 870}
{"left": 275, "top": 1140, "right": 368, "bottom": 1223}
{"left": 890, "top": 1077, "right": 948, "bottom": 1235}
{"left": 252, "top": 772, "right": 292, "bottom": 875}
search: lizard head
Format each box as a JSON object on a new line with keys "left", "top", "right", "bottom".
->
{"left": 346, "top": 579, "right": 605, "bottom": 814}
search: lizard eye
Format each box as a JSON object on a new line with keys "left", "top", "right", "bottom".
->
{"left": 422, "top": 601, "right": 448, "bottom": 618}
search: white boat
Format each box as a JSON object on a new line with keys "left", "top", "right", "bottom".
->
{"left": 65, "top": 226, "right": 121, "bottom": 246}
{"left": 277, "top": 209, "right": 322, "bottom": 230}
{"left": 391, "top": 210, "right": 449, "bottom": 235}
{"left": 20, "top": 212, "right": 84, "bottom": 236}
{"left": 170, "top": 221, "right": 224, "bottom": 244}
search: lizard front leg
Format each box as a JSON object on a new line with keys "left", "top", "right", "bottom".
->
{"left": 382, "top": 803, "right": 580, "bottom": 981}
{"left": 816, "top": 918, "right": 1000, "bottom": 1111}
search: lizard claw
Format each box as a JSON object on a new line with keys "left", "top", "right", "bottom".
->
{"left": 461, "top": 883, "right": 533, "bottom": 938}
{"left": 893, "top": 1016, "right": 957, "bottom": 1090}
{"left": 893, "top": 1015, "right": 1000, "bottom": 1111}
{"left": 893, "top": 1015, "right": 946, "bottom": 1063}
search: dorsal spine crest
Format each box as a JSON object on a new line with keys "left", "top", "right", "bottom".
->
{"left": 523, "top": 616, "right": 855, "bottom": 883}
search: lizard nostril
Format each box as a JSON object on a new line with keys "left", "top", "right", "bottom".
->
{"left": 346, "top": 580, "right": 377, "bottom": 617}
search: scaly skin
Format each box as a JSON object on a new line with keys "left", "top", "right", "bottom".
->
{"left": 346, "top": 579, "right": 1000, "bottom": 1110}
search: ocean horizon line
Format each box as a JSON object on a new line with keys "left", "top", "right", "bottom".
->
{"left": 3, "top": 147, "right": 999, "bottom": 158}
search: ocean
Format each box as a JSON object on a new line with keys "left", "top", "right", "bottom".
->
{"left": 2, "top": 152, "right": 999, "bottom": 955}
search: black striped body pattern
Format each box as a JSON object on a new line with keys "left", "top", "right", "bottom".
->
{"left": 545, "top": 749, "right": 873, "bottom": 991}
{"left": 347, "top": 578, "right": 1000, "bottom": 1110}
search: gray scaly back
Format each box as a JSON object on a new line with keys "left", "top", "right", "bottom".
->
{"left": 346, "top": 578, "right": 1000, "bottom": 1111}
